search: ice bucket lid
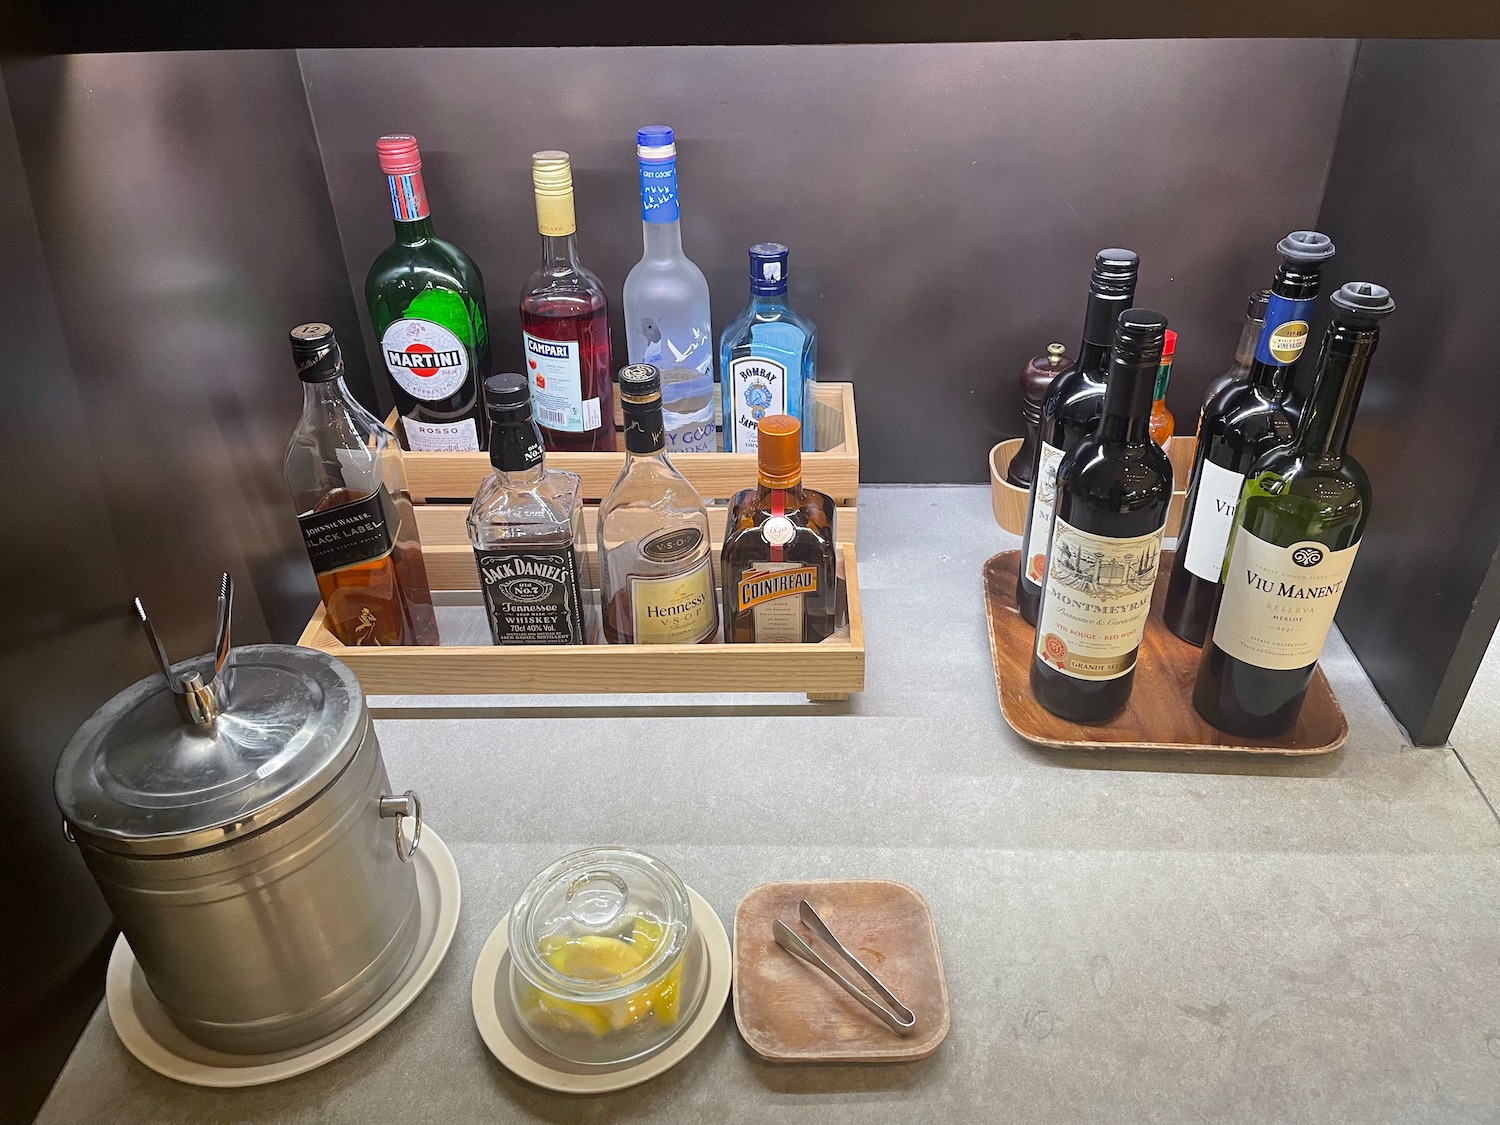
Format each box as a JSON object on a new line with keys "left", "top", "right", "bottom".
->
{"left": 55, "top": 643, "right": 366, "bottom": 856}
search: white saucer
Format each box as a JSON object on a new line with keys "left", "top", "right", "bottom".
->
{"left": 471, "top": 885, "right": 731, "bottom": 1094}
{"left": 106, "top": 823, "right": 461, "bottom": 1087}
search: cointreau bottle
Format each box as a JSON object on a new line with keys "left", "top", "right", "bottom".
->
{"left": 365, "top": 134, "right": 491, "bottom": 452}
{"left": 521, "top": 150, "right": 617, "bottom": 452}
{"left": 284, "top": 323, "right": 438, "bottom": 647}
{"left": 721, "top": 415, "right": 838, "bottom": 643}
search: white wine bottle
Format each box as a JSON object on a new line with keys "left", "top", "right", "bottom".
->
{"left": 1193, "top": 282, "right": 1395, "bottom": 736}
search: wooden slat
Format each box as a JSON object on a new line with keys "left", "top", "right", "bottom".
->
{"left": 413, "top": 502, "right": 859, "bottom": 547}
{"left": 396, "top": 382, "right": 858, "bottom": 505}
{"left": 295, "top": 545, "right": 865, "bottom": 697}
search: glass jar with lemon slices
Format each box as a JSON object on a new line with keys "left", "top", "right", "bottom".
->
{"left": 508, "top": 848, "right": 708, "bottom": 1064}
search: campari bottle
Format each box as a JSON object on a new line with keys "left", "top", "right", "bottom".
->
{"left": 365, "top": 134, "right": 491, "bottom": 452}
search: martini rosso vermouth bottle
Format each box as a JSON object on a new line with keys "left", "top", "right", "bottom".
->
{"left": 1193, "top": 282, "right": 1394, "bottom": 737}
{"left": 365, "top": 134, "right": 491, "bottom": 452}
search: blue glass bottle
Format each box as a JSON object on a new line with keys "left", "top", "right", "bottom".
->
{"left": 718, "top": 244, "right": 818, "bottom": 452}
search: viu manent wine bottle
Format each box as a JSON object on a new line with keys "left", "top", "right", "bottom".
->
{"left": 719, "top": 244, "right": 817, "bottom": 453}
{"left": 1031, "top": 309, "right": 1173, "bottom": 723}
{"left": 623, "top": 126, "right": 716, "bottom": 454}
{"left": 1015, "top": 248, "right": 1139, "bottom": 625}
{"left": 1193, "top": 282, "right": 1394, "bottom": 737}
{"left": 365, "top": 135, "right": 491, "bottom": 452}
{"left": 1163, "top": 231, "right": 1335, "bottom": 646}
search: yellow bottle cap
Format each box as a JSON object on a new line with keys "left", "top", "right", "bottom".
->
{"left": 531, "top": 151, "right": 576, "bottom": 236}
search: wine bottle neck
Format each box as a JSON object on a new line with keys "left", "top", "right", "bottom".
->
{"left": 393, "top": 216, "right": 435, "bottom": 244}
{"left": 1099, "top": 352, "right": 1156, "bottom": 443}
{"left": 1233, "top": 310, "right": 1265, "bottom": 367}
{"left": 541, "top": 233, "right": 582, "bottom": 270}
{"left": 1074, "top": 340, "right": 1112, "bottom": 381}
{"left": 1296, "top": 323, "right": 1379, "bottom": 462}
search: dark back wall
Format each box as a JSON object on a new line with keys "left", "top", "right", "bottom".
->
{"left": 300, "top": 42, "right": 1356, "bottom": 481}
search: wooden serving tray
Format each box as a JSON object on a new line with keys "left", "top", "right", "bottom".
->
{"left": 732, "top": 880, "right": 949, "bottom": 1064}
{"left": 981, "top": 550, "right": 1348, "bottom": 755}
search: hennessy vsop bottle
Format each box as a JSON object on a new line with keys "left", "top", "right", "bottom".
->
{"left": 522, "top": 151, "right": 617, "bottom": 453}
{"left": 365, "top": 135, "right": 491, "bottom": 452}
{"left": 1016, "top": 248, "right": 1139, "bottom": 624}
{"left": 284, "top": 323, "right": 438, "bottom": 647}
{"left": 1194, "top": 283, "right": 1394, "bottom": 737}
{"left": 1163, "top": 231, "right": 1335, "bottom": 646}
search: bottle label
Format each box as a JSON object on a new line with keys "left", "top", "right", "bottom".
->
{"left": 729, "top": 356, "right": 788, "bottom": 452}
{"left": 524, "top": 332, "right": 601, "bottom": 432}
{"left": 639, "top": 155, "right": 679, "bottom": 223}
{"left": 1036, "top": 519, "right": 1163, "bottom": 681}
{"left": 1183, "top": 459, "right": 1247, "bottom": 581}
{"left": 630, "top": 555, "right": 716, "bottom": 644}
{"left": 638, "top": 318, "right": 714, "bottom": 378}
{"left": 386, "top": 172, "right": 429, "bottom": 222}
{"left": 737, "top": 561, "right": 818, "bottom": 642}
{"left": 297, "top": 486, "right": 398, "bottom": 577}
{"left": 382, "top": 319, "right": 469, "bottom": 401}
{"left": 474, "top": 547, "right": 584, "bottom": 645}
{"left": 403, "top": 416, "right": 480, "bottom": 452}
{"left": 1022, "top": 442, "right": 1067, "bottom": 591}
{"left": 1254, "top": 293, "right": 1318, "bottom": 367}
{"left": 1211, "top": 532, "right": 1359, "bottom": 669}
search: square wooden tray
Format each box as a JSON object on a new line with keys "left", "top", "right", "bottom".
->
{"left": 732, "top": 879, "right": 949, "bottom": 1064}
{"left": 982, "top": 550, "right": 1348, "bottom": 755}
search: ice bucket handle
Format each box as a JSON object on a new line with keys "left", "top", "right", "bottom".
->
{"left": 378, "top": 790, "right": 422, "bottom": 863}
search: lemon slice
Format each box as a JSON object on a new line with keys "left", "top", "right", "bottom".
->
{"left": 546, "top": 934, "right": 648, "bottom": 981}
{"left": 519, "top": 988, "right": 613, "bottom": 1037}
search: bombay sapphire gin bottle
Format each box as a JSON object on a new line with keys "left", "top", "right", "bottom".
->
{"left": 622, "top": 126, "right": 716, "bottom": 454}
{"left": 719, "top": 243, "right": 818, "bottom": 452}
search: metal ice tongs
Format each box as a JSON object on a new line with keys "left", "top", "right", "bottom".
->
{"left": 134, "top": 572, "right": 234, "bottom": 727}
{"left": 773, "top": 899, "right": 917, "bottom": 1036}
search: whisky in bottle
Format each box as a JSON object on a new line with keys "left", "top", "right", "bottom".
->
{"left": 1031, "top": 309, "right": 1173, "bottom": 723}
{"left": 1194, "top": 283, "right": 1394, "bottom": 737}
{"left": 1016, "top": 248, "right": 1139, "bottom": 625}
{"left": 467, "top": 374, "right": 587, "bottom": 646}
{"left": 598, "top": 364, "right": 718, "bottom": 644}
{"left": 365, "top": 135, "right": 491, "bottom": 452}
{"left": 1164, "top": 232, "right": 1334, "bottom": 646}
{"left": 284, "top": 323, "right": 438, "bottom": 647}
{"left": 721, "top": 415, "right": 838, "bottom": 644}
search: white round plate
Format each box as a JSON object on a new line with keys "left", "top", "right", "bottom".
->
{"left": 106, "top": 823, "right": 461, "bottom": 1088}
{"left": 471, "top": 885, "right": 731, "bottom": 1094}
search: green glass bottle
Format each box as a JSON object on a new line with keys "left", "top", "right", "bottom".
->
{"left": 365, "top": 134, "right": 491, "bottom": 452}
{"left": 1193, "top": 282, "right": 1395, "bottom": 737}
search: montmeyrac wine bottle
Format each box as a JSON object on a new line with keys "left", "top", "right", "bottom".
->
{"left": 1031, "top": 308, "right": 1173, "bottom": 723}
{"left": 1193, "top": 282, "right": 1394, "bottom": 737}
{"left": 1015, "top": 248, "right": 1139, "bottom": 625}
{"left": 1162, "top": 231, "right": 1335, "bottom": 646}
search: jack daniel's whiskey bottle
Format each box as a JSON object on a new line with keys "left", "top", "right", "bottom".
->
{"left": 284, "top": 323, "right": 437, "bottom": 646}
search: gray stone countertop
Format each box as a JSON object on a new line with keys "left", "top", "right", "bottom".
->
{"left": 38, "top": 486, "right": 1500, "bottom": 1125}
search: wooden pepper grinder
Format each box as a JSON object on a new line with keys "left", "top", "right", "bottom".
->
{"left": 1007, "top": 342, "right": 1073, "bottom": 488}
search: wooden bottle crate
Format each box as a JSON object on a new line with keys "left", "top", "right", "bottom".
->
{"left": 296, "top": 382, "right": 864, "bottom": 702}
{"left": 989, "top": 436, "right": 1197, "bottom": 538}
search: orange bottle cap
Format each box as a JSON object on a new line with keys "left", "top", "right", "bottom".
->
{"left": 757, "top": 415, "right": 802, "bottom": 487}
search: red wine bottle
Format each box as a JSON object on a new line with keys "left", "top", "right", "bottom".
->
{"left": 1163, "top": 232, "right": 1334, "bottom": 646}
{"left": 1193, "top": 283, "right": 1393, "bottom": 737}
{"left": 1031, "top": 309, "right": 1173, "bottom": 723}
{"left": 1016, "top": 249, "right": 1139, "bottom": 625}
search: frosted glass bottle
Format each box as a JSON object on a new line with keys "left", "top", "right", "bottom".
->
{"left": 622, "top": 126, "right": 716, "bottom": 454}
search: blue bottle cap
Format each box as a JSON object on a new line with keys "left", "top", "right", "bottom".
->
{"left": 749, "top": 243, "right": 790, "bottom": 295}
{"left": 636, "top": 125, "right": 674, "bottom": 150}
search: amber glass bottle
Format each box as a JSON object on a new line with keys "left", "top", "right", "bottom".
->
{"left": 283, "top": 323, "right": 438, "bottom": 646}
{"left": 721, "top": 415, "right": 838, "bottom": 643}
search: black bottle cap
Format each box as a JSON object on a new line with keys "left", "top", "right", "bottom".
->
{"left": 1330, "top": 281, "right": 1395, "bottom": 323}
{"left": 289, "top": 322, "right": 343, "bottom": 383}
{"left": 619, "top": 363, "right": 662, "bottom": 402}
{"left": 484, "top": 372, "right": 531, "bottom": 413}
{"left": 1115, "top": 307, "right": 1170, "bottom": 350}
{"left": 1091, "top": 248, "right": 1139, "bottom": 293}
{"left": 1277, "top": 230, "right": 1336, "bottom": 264}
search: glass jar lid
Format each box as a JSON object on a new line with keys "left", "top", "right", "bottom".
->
{"left": 509, "top": 848, "right": 693, "bottom": 1002}
{"left": 54, "top": 644, "right": 365, "bottom": 856}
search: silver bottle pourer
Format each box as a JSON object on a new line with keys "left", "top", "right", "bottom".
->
{"left": 133, "top": 572, "right": 233, "bottom": 727}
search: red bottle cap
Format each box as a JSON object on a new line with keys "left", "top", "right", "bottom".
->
{"left": 377, "top": 135, "right": 422, "bottom": 175}
{"left": 1162, "top": 328, "right": 1177, "bottom": 357}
